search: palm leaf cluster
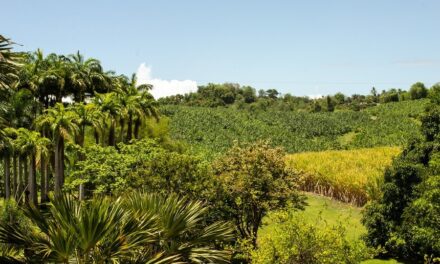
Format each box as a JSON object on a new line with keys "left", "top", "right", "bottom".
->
{"left": 0, "top": 192, "right": 233, "bottom": 263}
{"left": 0, "top": 35, "right": 23, "bottom": 91}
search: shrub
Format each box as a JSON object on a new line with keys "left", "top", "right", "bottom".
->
{"left": 67, "top": 138, "right": 211, "bottom": 199}
{"left": 251, "top": 211, "right": 374, "bottom": 264}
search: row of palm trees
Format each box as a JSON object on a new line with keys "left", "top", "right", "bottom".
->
{"left": 0, "top": 35, "right": 159, "bottom": 205}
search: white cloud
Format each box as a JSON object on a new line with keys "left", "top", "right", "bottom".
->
{"left": 136, "top": 63, "right": 198, "bottom": 99}
{"left": 308, "top": 94, "right": 323, "bottom": 99}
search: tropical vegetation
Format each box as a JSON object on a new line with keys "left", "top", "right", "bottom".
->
{"left": 0, "top": 33, "right": 439, "bottom": 263}
{"left": 286, "top": 147, "right": 401, "bottom": 205}
{"left": 161, "top": 99, "right": 427, "bottom": 156}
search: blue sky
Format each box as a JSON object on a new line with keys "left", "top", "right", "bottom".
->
{"left": 3, "top": 0, "right": 440, "bottom": 97}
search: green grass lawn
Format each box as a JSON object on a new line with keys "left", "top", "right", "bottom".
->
{"left": 299, "top": 192, "right": 365, "bottom": 240}
{"left": 261, "top": 193, "right": 403, "bottom": 263}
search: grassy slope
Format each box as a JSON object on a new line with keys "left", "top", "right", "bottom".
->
{"left": 261, "top": 193, "right": 365, "bottom": 240}
{"left": 286, "top": 147, "right": 401, "bottom": 205}
{"left": 261, "top": 193, "right": 402, "bottom": 263}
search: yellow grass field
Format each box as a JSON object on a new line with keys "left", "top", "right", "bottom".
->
{"left": 286, "top": 147, "right": 401, "bottom": 205}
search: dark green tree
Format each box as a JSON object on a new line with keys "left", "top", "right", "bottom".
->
{"left": 409, "top": 82, "right": 428, "bottom": 100}
{"left": 362, "top": 102, "right": 440, "bottom": 260}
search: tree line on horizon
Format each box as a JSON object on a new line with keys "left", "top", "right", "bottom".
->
{"left": 158, "top": 81, "right": 438, "bottom": 112}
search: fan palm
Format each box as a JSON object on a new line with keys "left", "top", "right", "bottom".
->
{"left": 36, "top": 103, "right": 79, "bottom": 195}
{"left": 125, "top": 193, "right": 234, "bottom": 263}
{"left": 0, "top": 194, "right": 158, "bottom": 263}
{"left": 0, "top": 192, "right": 233, "bottom": 263}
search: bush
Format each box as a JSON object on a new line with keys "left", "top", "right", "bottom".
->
{"left": 251, "top": 211, "right": 374, "bottom": 264}
{"left": 68, "top": 138, "right": 211, "bottom": 199}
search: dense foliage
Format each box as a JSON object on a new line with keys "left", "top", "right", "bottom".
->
{"left": 2, "top": 33, "right": 440, "bottom": 263}
{"left": 0, "top": 192, "right": 234, "bottom": 263}
{"left": 162, "top": 99, "right": 427, "bottom": 156}
{"left": 0, "top": 34, "right": 159, "bottom": 205}
{"left": 251, "top": 211, "right": 373, "bottom": 264}
{"left": 67, "top": 138, "right": 211, "bottom": 199}
{"left": 362, "top": 102, "right": 440, "bottom": 261}
{"left": 211, "top": 142, "right": 305, "bottom": 248}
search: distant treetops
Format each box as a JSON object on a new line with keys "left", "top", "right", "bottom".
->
{"left": 158, "top": 81, "right": 437, "bottom": 112}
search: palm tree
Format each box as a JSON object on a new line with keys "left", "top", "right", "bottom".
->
{"left": 135, "top": 87, "right": 159, "bottom": 139}
{"left": 116, "top": 74, "right": 158, "bottom": 140}
{"left": 0, "top": 35, "right": 23, "bottom": 91}
{"left": 0, "top": 129, "right": 12, "bottom": 200}
{"left": 13, "top": 128, "right": 50, "bottom": 205}
{"left": 2, "top": 128, "right": 27, "bottom": 203}
{"left": 72, "top": 102, "right": 103, "bottom": 200}
{"left": 93, "top": 93, "right": 120, "bottom": 146}
{"left": 36, "top": 103, "right": 79, "bottom": 195}
{"left": 72, "top": 102, "right": 103, "bottom": 148}
{"left": 67, "top": 51, "right": 108, "bottom": 103}
{"left": 113, "top": 75, "right": 137, "bottom": 143}
{"left": 22, "top": 50, "right": 68, "bottom": 108}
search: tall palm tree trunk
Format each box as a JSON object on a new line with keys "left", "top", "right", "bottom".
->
{"left": 54, "top": 137, "right": 63, "bottom": 196}
{"left": 4, "top": 156, "right": 10, "bottom": 199}
{"left": 60, "top": 138, "right": 64, "bottom": 186}
{"left": 79, "top": 126, "right": 85, "bottom": 201}
{"left": 134, "top": 118, "right": 141, "bottom": 139}
{"left": 28, "top": 153, "right": 37, "bottom": 205}
{"left": 17, "top": 157, "right": 25, "bottom": 203}
{"left": 109, "top": 119, "right": 116, "bottom": 146}
{"left": 12, "top": 156, "right": 17, "bottom": 200}
{"left": 49, "top": 152, "right": 56, "bottom": 195}
{"left": 126, "top": 114, "right": 133, "bottom": 142}
{"left": 23, "top": 157, "right": 29, "bottom": 204}
{"left": 94, "top": 128, "right": 100, "bottom": 144}
{"left": 119, "top": 118, "right": 125, "bottom": 143}
{"left": 40, "top": 156, "right": 48, "bottom": 203}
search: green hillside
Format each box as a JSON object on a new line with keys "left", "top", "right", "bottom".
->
{"left": 162, "top": 99, "right": 428, "bottom": 156}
